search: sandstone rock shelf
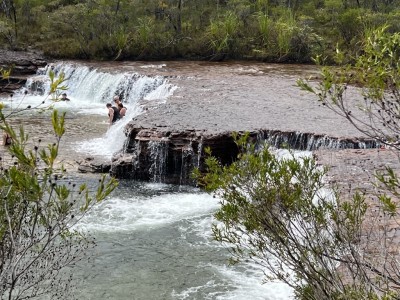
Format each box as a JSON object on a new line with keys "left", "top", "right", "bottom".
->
{"left": 105, "top": 124, "right": 380, "bottom": 184}
{"left": 0, "top": 50, "right": 47, "bottom": 95}
{"left": 73, "top": 61, "right": 382, "bottom": 185}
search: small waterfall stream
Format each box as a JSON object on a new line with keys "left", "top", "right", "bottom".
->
{"left": 149, "top": 140, "right": 169, "bottom": 182}
{"left": 16, "top": 62, "right": 177, "bottom": 158}
{"left": 131, "top": 129, "right": 381, "bottom": 186}
{"left": 28, "top": 62, "right": 176, "bottom": 105}
{"left": 9, "top": 61, "right": 382, "bottom": 185}
{"left": 2, "top": 61, "right": 381, "bottom": 299}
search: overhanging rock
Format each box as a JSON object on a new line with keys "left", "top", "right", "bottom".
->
{"left": 107, "top": 122, "right": 380, "bottom": 185}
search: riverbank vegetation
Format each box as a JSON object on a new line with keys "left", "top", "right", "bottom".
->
{"left": 197, "top": 27, "right": 400, "bottom": 299}
{"left": 0, "top": 70, "right": 118, "bottom": 299}
{"left": 0, "top": 0, "right": 399, "bottom": 62}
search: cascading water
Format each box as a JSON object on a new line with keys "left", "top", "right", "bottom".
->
{"left": 256, "top": 130, "right": 380, "bottom": 151}
{"left": 197, "top": 137, "right": 203, "bottom": 169}
{"left": 17, "top": 62, "right": 177, "bottom": 158}
{"left": 2, "top": 61, "right": 365, "bottom": 300}
{"left": 180, "top": 142, "right": 195, "bottom": 185}
{"left": 149, "top": 140, "right": 169, "bottom": 182}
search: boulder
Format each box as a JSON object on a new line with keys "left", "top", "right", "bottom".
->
{"left": 77, "top": 156, "right": 111, "bottom": 173}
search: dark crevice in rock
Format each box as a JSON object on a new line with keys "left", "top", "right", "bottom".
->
{"left": 95, "top": 124, "right": 381, "bottom": 185}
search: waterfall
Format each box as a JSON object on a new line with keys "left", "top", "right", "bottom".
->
{"left": 256, "top": 130, "right": 380, "bottom": 151}
{"left": 122, "top": 129, "right": 382, "bottom": 185}
{"left": 19, "top": 62, "right": 177, "bottom": 158}
{"left": 179, "top": 142, "right": 195, "bottom": 185}
{"left": 197, "top": 137, "right": 203, "bottom": 169}
{"left": 28, "top": 62, "right": 175, "bottom": 106}
{"left": 149, "top": 140, "right": 169, "bottom": 182}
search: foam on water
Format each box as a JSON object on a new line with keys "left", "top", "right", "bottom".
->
{"left": 274, "top": 148, "right": 313, "bottom": 160}
{"left": 172, "top": 262, "right": 293, "bottom": 300}
{"left": 5, "top": 62, "right": 177, "bottom": 158}
{"left": 76, "top": 192, "right": 219, "bottom": 233}
{"left": 180, "top": 216, "right": 215, "bottom": 245}
{"left": 174, "top": 206, "right": 294, "bottom": 300}
{"left": 75, "top": 103, "right": 142, "bottom": 158}
{"left": 213, "top": 264, "right": 293, "bottom": 300}
{"left": 139, "top": 64, "right": 167, "bottom": 69}
{"left": 174, "top": 224, "right": 294, "bottom": 299}
{"left": 144, "top": 83, "right": 178, "bottom": 102}
{"left": 5, "top": 93, "right": 109, "bottom": 114}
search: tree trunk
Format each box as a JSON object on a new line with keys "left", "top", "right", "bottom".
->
{"left": 1, "top": 0, "right": 17, "bottom": 37}
{"left": 176, "top": 0, "right": 182, "bottom": 34}
{"left": 115, "top": 0, "right": 121, "bottom": 15}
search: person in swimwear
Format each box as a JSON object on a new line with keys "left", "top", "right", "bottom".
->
{"left": 113, "top": 95, "right": 121, "bottom": 106}
{"left": 106, "top": 103, "right": 121, "bottom": 126}
{"left": 118, "top": 102, "right": 127, "bottom": 118}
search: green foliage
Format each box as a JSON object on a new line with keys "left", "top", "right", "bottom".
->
{"left": 0, "top": 0, "right": 388, "bottom": 61}
{"left": 256, "top": 12, "right": 271, "bottom": 46}
{"left": 294, "top": 26, "right": 400, "bottom": 299}
{"left": 336, "top": 8, "right": 364, "bottom": 45}
{"left": 275, "top": 9, "right": 296, "bottom": 58}
{"left": 134, "top": 17, "right": 156, "bottom": 55}
{"left": 0, "top": 73, "right": 118, "bottom": 299}
{"left": 298, "top": 26, "right": 400, "bottom": 146}
{"left": 2, "top": 1, "right": 400, "bottom": 62}
{"left": 206, "top": 12, "right": 243, "bottom": 58}
{"left": 196, "top": 134, "right": 400, "bottom": 299}
{"left": 49, "top": 70, "right": 68, "bottom": 99}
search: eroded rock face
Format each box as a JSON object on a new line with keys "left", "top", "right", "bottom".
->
{"left": 0, "top": 50, "right": 47, "bottom": 94}
{"left": 110, "top": 124, "right": 239, "bottom": 185}
{"left": 105, "top": 121, "right": 380, "bottom": 185}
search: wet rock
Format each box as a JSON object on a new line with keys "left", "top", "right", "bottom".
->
{"left": 110, "top": 123, "right": 381, "bottom": 185}
{"left": 110, "top": 126, "right": 239, "bottom": 184}
{"left": 77, "top": 156, "right": 111, "bottom": 173}
{"left": 110, "top": 153, "right": 136, "bottom": 179}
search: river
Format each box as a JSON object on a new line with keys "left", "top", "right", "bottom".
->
{"left": 0, "top": 60, "right": 339, "bottom": 299}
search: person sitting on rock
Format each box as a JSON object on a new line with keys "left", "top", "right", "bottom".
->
{"left": 106, "top": 103, "right": 121, "bottom": 126}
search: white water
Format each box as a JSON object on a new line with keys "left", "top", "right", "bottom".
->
{"left": 74, "top": 182, "right": 294, "bottom": 300}
{"left": 2, "top": 63, "right": 297, "bottom": 299}
{"left": 77, "top": 191, "right": 219, "bottom": 232}
{"left": 6, "top": 62, "right": 177, "bottom": 158}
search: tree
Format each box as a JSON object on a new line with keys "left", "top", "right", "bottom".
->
{"left": 298, "top": 26, "right": 400, "bottom": 151}
{"left": 0, "top": 0, "right": 17, "bottom": 48}
{"left": 0, "top": 69, "right": 118, "bottom": 299}
{"left": 197, "top": 27, "right": 400, "bottom": 300}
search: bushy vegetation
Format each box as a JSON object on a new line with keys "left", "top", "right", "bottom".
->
{"left": 196, "top": 27, "right": 400, "bottom": 299}
{"left": 0, "top": 68, "right": 118, "bottom": 299}
{"left": 1, "top": 0, "right": 399, "bottom": 62}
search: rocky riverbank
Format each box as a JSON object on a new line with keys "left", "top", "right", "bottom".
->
{"left": 0, "top": 50, "right": 47, "bottom": 94}
{"left": 103, "top": 124, "right": 379, "bottom": 185}
{"left": 0, "top": 57, "right": 394, "bottom": 187}
{"left": 75, "top": 61, "right": 381, "bottom": 185}
{"left": 0, "top": 57, "right": 398, "bottom": 295}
